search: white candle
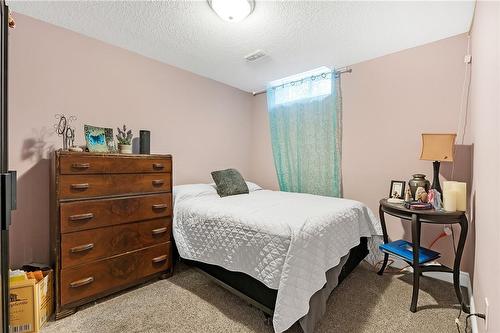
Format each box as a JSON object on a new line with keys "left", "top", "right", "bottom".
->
{"left": 443, "top": 181, "right": 457, "bottom": 193}
{"left": 443, "top": 181, "right": 467, "bottom": 211}
{"left": 453, "top": 182, "right": 467, "bottom": 211}
{"left": 443, "top": 189, "right": 457, "bottom": 212}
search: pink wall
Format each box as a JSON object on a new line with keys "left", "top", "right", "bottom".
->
{"left": 8, "top": 14, "right": 253, "bottom": 267}
{"left": 9, "top": 12, "right": 482, "bottom": 289}
{"left": 470, "top": 1, "right": 500, "bottom": 332}
{"left": 250, "top": 34, "right": 475, "bottom": 274}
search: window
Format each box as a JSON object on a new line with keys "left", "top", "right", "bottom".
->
{"left": 269, "top": 66, "right": 332, "bottom": 105}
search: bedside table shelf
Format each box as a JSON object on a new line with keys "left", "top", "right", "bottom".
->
{"left": 379, "top": 240, "right": 440, "bottom": 265}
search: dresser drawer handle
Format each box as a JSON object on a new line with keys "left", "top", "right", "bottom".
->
{"left": 70, "top": 183, "right": 90, "bottom": 190}
{"left": 152, "top": 227, "right": 167, "bottom": 235}
{"left": 152, "top": 179, "right": 164, "bottom": 186}
{"left": 71, "top": 163, "right": 90, "bottom": 170}
{"left": 69, "top": 277, "right": 94, "bottom": 288}
{"left": 70, "top": 243, "right": 94, "bottom": 253}
{"left": 69, "top": 213, "right": 94, "bottom": 221}
{"left": 152, "top": 204, "right": 168, "bottom": 210}
{"left": 152, "top": 163, "right": 164, "bottom": 170}
{"left": 152, "top": 255, "right": 168, "bottom": 263}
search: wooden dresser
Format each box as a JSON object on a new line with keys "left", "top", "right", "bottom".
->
{"left": 50, "top": 151, "right": 173, "bottom": 319}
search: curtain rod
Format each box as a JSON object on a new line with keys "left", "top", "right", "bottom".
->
{"left": 252, "top": 66, "right": 352, "bottom": 96}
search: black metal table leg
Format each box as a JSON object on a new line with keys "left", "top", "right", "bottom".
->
{"left": 377, "top": 204, "right": 389, "bottom": 275}
{"left": 454, "top": 216, "right": 470, "bottom": 313}
{"left": 410, "top": 213, "right": 421, "bottom": 313}
{"left": 378, "top": 253, "right": 389, "bottom": 276}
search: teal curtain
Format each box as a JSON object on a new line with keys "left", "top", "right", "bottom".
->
{"left": 267, "top": 71, "right": 342, "bottom": 197}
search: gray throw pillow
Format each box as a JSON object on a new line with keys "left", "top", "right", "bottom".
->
{"left": 211, "top": 169, "right": 249, "bottom": 197}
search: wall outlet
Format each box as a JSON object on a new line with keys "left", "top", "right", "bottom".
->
{"left": 485, "top": 297, "right": 489, "bottom": 331}
{"left": 444, "top": 226, "right": 452, "bottom": 236}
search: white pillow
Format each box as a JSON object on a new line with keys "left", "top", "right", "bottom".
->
{"left": 173, "top": 184, "right": 217, "bottom": 204}
{"left": 246, "top": 181, "right": 263, "bottom": 192}
{"left": 173, "top": 181, "right": 263, "bottom": 205}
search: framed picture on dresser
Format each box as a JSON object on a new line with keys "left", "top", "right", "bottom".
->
{"left": 84, "top": 125, "right": 115, "bottom": 152}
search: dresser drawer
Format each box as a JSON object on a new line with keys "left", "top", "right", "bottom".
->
{"left": 138, "top": 241, "right": 173, "bottom": 277}
{"left": 61, "top": 218, "right": 172, "bottom": 268}
{"left": 59, "top": 173, "right": 171, "bottom": 200}
{"left": 60, "top": 155, "right": 171, "bottom": 175}
{"left": 60, "top": 193, "right": 171, "bottom": 233}
{"left": 60, "top": 242, "right": 171, "bottom": 306}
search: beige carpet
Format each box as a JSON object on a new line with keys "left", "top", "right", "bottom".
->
{"left": 42, "top": 263, "right": 466, "bottom": 333}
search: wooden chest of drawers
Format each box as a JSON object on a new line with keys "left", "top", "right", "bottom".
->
{"left": 50, "top": 151, "right": 173, "bottom": 319}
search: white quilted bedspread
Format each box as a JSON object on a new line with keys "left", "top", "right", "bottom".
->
{"left": 173, "top": 184, "right": 382, "bottom": 333}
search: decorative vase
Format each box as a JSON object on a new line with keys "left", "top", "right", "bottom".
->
{"left": 408, "top": 174, "right": 430, "bottom": 198}
{"left": 139, "top": 130, "right": 150, "bottom": 154}
{"left": 119, "top": 144, "right": 132, "bottom": 154}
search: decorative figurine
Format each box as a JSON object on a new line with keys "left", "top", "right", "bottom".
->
{"left": 54, "top": 114, "right": 77, "bottom": 150}
{"left": 404, "top": 187, "right": 413, "bottom": 202}
{"left": 415, "top": 186, "right": 426, "bottom": 201}
{"left": 66, "top": 127, "right": 75, "bottom": 149}
{"left": 55, "top": 114, "right": 67, "bottom": 150}
{"left": 434, "top": 191, "right": 443, "bottom": 210}
{"left": 428, "top": 189, "right": 443, "bottom": 210}
{"left": 427, "top": 190, "right": 435, "bottom": 205}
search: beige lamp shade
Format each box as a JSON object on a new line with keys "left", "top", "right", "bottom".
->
{"left": 420, "top": 133, "right": 456, "bottom": 162}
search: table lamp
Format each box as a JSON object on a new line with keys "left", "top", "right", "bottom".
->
{"left": 419, "top": 133, "right": 456, "bottom": 196}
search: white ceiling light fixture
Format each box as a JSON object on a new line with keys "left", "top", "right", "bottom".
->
{"left": 208, "top": 0, "right": 255, "bottom": 23}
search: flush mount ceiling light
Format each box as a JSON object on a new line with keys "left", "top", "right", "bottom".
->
{"left": 208, "top": 0, "right": 255, "bottom": 23}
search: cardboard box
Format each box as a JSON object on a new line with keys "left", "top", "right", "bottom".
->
{"left": 10, "top": 270, "right": 53, "bottom": 333}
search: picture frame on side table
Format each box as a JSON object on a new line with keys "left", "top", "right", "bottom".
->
{"left": 389, "top": 180, "right": 406, "bottom": 199}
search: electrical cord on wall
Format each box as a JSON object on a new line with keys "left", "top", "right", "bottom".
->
{"left": 465, "top": 313, "right": 486, "bottom": 332}
{"left": 451, "top": 35, "right": 472, "bottom": 181}
{"left": 456, "top": 34, "right": 472, "bottom": 146}
{"left": 455, "top": 311, "right": 486, "bottom": 333}
{"left": 451, "top": 0, "right": 476, "bottom": 180}
{"left": 457, "top": 0, "right": 476, "bottom": 145}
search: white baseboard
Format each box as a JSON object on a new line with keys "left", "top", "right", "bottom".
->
{"left": 388, "top": 259, "right": 477, "bottom": 333}
{"left": 469, "top": 290, "right": 478, "bottom": 333}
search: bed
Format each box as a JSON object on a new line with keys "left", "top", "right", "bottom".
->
{"left": 173, "top": 183, "right": 382, "bottom": 333}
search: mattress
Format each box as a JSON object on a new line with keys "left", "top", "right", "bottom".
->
{"left": 173, "top": 183, "right": 381, "bottom": 332}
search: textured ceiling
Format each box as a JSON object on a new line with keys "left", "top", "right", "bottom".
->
{"left": 8, "top": 0, "right": 474, "bottom": 93}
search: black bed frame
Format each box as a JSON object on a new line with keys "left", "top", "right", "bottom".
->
{"left": 182, "top": 237, "right": 369, "bottom": 315}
